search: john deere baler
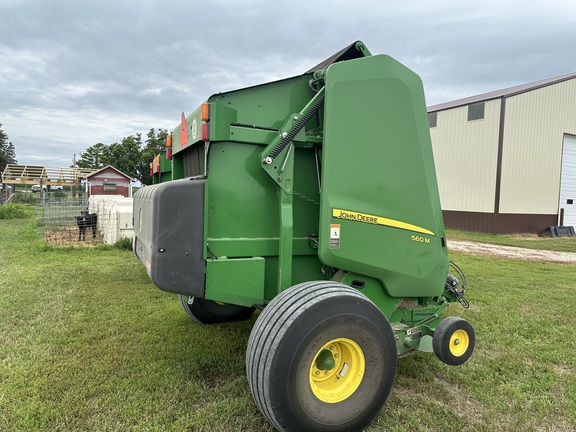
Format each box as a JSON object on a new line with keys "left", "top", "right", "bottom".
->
{"left": 133, "top": 41, "right": 474, "bottom": 432}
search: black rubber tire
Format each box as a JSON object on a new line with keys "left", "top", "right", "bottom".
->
{"left": 433, "top": 316, "right": 475, "bottom": 366}
{"left": 246, "top": 281, "right": 397, "bottom": 432}
{"left": 177, "top": 294, "right": 254, "bottom": 324}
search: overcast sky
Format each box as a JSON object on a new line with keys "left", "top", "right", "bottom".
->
{"left": 1, "top": 0, "right": 575, "bottom": 166}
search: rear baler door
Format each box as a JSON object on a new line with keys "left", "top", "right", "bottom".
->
{"left": 318, "top": 55, "right": 448, "bottom": 297}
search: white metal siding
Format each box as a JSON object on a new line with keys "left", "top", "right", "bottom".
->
{"left": 559, "top": 135, "right": 576, "bottom": 226}
{"left": 499, "top": 79, "right": 576, "bottom": 214}
{"left": 430, "top": 99, "right": 501, "bottom": 212}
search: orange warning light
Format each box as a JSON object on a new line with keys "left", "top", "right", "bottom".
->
{"left": 201, "top": 103, "right": 210, "bottom": 122}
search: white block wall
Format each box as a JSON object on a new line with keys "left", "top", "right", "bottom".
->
{"left": 88, "top": 195, "right": 134, "bottom": 244}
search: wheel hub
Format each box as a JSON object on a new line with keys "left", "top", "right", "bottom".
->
{"left": 309, "top": 338, "right": 365, "bottom": 403}
{"left": 449, "top": 329, "right": 469, "bottom": 356}
{"left": 315, "top": 349, "right": 336, "bottom": 370}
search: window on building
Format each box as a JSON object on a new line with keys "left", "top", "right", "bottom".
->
{"left": 103, "top": 183, "right": 117, "bottom": 191}
{"left": 468, "top": 103, "right": 485, "bottom": 121}
{"left": 428, "top": 112, "right": 437, "bottom": 128}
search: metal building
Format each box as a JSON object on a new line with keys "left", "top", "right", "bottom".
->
{"left": 428, "top": 72, "right": 576, "bottom": 234}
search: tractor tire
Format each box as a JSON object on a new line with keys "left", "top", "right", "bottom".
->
{"left": 433, "top": 316, "right": 475, "bottom": 366}
{"left": 246, "top": 281, "right": 397, "bottom": 432}
{"left": 178, "top": 295, "right": 254, "bottom": 324}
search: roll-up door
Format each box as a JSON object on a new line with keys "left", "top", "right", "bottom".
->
{"left": 559, "top": 134, "right": 576, "bottom": 226}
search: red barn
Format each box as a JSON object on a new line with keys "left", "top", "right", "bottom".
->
{"left": 86, "top": 166, "right": 132, "bottom": 197}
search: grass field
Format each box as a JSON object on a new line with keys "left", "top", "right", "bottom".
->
{"left": 1, "top": 218, "right": 575, "bottom": 431}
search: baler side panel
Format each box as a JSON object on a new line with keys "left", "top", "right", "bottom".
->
{"left": 206, "top": 75, "right": 313, "bottom": 132}
{"left": 318, "top": 54, "right": 449, "bottom": 298}
{"left": 205, "top": 141, "right": 324, "bottom": 303}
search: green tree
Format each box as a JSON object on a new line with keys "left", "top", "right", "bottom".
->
{"left": 107, "top": 133, "right": 143, "bottom": 181}
{"left": 76, "top": 128, "right": 168, "bottom": 185}
{"left": 75, "top": 143, "right": 111, "bottom": 169}
{"left": 0, "top": 123, "right": 17, "bottom": 175}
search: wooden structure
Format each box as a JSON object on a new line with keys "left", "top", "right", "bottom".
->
{"left": 1, "top": 164, "right": 95, "bottom": 188}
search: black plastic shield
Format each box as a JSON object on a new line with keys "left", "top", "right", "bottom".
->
{"left": 133, "top": 178, "right": 206, "bottom": 297}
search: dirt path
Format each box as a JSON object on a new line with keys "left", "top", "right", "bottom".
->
{"left": 448, "top": 240, "right": 576, "bottom": 264}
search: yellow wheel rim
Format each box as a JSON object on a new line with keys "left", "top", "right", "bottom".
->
{"left": 449, "top": 329, "right": 470, "bottom": 357}
{"left": 309, "top": 338, "right": 365, "bottom": 403}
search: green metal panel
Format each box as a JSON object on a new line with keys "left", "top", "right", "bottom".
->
{"left": 171, "top": 152, "right": 184, "bottom": 179}
{"left": 207, "top": 75, "right": 313, "bottom": 130}
{"left": 332, "top": 271, "right": 400, "bottom": 317}
{"left": 204, "top": 257, "right": 265, "bottom": 307}
{"left": 160, "top": 152, "right": 172, "bottom": 172}
{"left": 318, "top": 54, "right": 449, "bottom": 298}
{"left": 205, "top": 139, "right": 322, "bottom": 302}
{"left": 172, "top": 105, "right": 205, "bottom": 156}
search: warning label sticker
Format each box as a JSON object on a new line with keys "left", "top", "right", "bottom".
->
{"left": 330, "top": 224, "right": 340, "bottom": 249}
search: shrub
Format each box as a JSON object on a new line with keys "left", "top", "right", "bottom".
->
{"left": 113, "top": 236, "right": 133, "bottom": 250}
{"left": 0, "top": 204, "right": 35, "bottom": 220}
{"left": 10, "top": 192, "right": 39, "bottom": 205}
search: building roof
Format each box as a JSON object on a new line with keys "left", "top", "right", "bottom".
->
{"left": 86, "top": 165, "right": 133, "bottom": 181}
{"left": 428, "top": 71, "right": 576, "bottom": 113}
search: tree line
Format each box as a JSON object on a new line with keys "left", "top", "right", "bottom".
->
{"left": 75, "top": 128, "right": 168, "bottom": 185}
{"left": 0, "top": 123, "right": 18, "bottom": 175}
{"left": 1, "top": 124, "right": 169, "bottom": 186}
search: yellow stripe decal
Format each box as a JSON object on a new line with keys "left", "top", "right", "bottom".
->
{"left": 332, "top": 208, "right": 435, "bottom": 236}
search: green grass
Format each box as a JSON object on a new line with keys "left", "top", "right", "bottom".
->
{"left": 446, "top": 228, "right": 576, "bottom": 253}
{"left": 0, "top": 203, "right": 35, "bottom": 220}
{"left": 1, "top": 220, "right": 575, "bottom": 431}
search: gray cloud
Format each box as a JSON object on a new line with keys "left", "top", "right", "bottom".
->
{"left": 1, "top": 0, "right": 575, "bottom": 165}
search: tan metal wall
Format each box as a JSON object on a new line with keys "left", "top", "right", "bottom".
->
{"left": 430, "top": 99, "right": 501, "bottom": 212}
{"left": 499, "top": 79, "right": 576, "bottom": 214}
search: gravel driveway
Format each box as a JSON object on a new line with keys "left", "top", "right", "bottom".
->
{"left": 447, "top": 240, "right": 576, "bottom": 264}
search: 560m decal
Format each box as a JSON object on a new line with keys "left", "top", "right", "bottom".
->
{"left": 332, "top": 208, "right": 435, "bottom": 236}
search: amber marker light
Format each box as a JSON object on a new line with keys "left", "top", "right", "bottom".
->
{"left": 201, "top": 103, "right": 210, "bottom": 122}
{"left": 166, "top": 134, "right": 173, "bottom": 159}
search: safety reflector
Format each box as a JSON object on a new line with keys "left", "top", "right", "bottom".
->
{"left": 201, "top": 123, "right": 209, "bottom": 141}
{"left": 180, "top": 112, "right": 188, "bottom": 147}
